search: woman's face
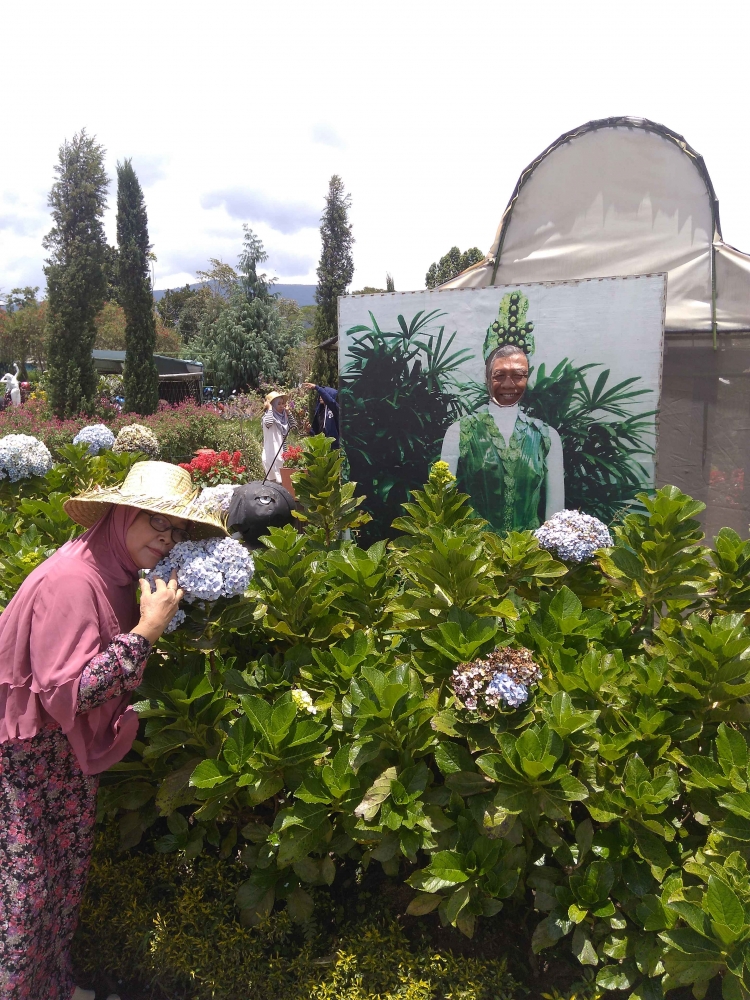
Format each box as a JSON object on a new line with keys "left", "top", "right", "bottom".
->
{"left": 126, "top": 510, "right": 191, "bottom": 570}
{"left": 490, "top": 352, "right": 529, "bottom": 407}
{"left": 272, "top": 397, "right": 287, "bottom": 414}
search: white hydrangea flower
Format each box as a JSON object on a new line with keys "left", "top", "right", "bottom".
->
{"left": 291, "top": 689, "right": 317, "bottom": 715}
{"left": 147, "top": 537, "right": 254, "bottom": 631}
{"left": 73, "top": 423, "right": 116, "bottom": 456}
{"left": 191, "top": 484, "right": 238, "bottom": 516}
{"left": 535, "top": 509, "right": 613, "bottom": 563}
{"left": 0, "top": 434, "right": 53, "bottom": 482}
{"left": 112, "top": 423, "right": 161, "bottom": 458}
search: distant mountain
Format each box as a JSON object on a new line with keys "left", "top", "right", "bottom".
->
{"left": 153, "top": 282, "right": 316, "bottom": 307}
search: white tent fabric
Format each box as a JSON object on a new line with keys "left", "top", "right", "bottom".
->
{"left": 441, "top": 119, "right": 750, "bottom": 335}
{"left": 439, "top": 118, "right": 750, "bottom": 534}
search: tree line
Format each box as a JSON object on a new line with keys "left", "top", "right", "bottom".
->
{"left": 1, "top": 127, "right": 485, "bottom": 419}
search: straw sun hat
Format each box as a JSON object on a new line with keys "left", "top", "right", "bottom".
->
{"left": 63, "top": 461, "right": 227, "bottom": 539}
{"left": 264, "top": 391, "right": 288, "bottom": 405}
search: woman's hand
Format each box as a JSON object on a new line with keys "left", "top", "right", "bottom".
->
{"left": 132, "top": 570, "right": 184, "bottom": 644}
{"left": 301, "top": 382, "right": 316, "bottom": 391}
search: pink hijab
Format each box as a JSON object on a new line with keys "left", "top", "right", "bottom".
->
{"left": 0, "top": 505, "right": 144, "bottom": 775}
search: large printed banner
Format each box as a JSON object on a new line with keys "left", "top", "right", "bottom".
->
{"left": 339, "top": 274, "right": 666, "bottom": 538}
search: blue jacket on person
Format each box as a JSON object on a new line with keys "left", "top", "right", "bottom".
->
{"left": 310, "top": 385, "right": 339, "bottom": 448}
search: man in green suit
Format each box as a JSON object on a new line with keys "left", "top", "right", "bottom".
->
{"left": 440, "top": 291, "right": 564, "bottom": 533}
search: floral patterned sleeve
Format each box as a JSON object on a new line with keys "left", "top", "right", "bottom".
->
{"left": 76, "top": 633, "right": 152, "bottom": 715}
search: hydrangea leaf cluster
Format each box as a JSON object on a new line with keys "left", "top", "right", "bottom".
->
{"left": 535, "top": 508, "right": 613, "bottom": 563}
{"left": 451, "top": 646, "right": 541, "bottom": 712}
{"left": 0, "top": 433, "right": 54, "bottom": 481}
{"left": 148, "top": 537, "right": 254, "bottom": 631}
{"left": 113, "top": 423, "right": 161, "bottom": 459}
{"left": 191, "top": 484, "right": 238, "bottom": 516}
{"left": 72, "top": 423, "right": 116, "bottom": 456}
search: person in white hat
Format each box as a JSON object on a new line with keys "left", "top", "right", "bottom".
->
{"left": 0, "top": 461, "right": 226, "bottom": 1000}
{"left": 261, "top": 390, "right": 296, "bottom": 483}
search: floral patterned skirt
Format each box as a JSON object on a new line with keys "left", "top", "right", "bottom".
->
{"left": 0, "top": 726, "right": 98, "bottom": 1000}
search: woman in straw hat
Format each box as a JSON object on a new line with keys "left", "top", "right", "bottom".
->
{"left": 0, "top": 461, "right": 226, "bottom": 1000}
{"left": 261, "top": 390, "right": 296, "bottom": 484}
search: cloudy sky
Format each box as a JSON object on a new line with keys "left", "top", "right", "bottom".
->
{"left": 2, "top": 0, "right": 749, "bottom": 295}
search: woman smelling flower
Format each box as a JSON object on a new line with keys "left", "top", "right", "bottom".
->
{"left": 0, "top": 461, "right": 226, "bottom": 1000}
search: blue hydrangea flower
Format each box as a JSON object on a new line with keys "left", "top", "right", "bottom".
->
{"left": 485, "top": 672, "right": 529, "bottom": 708}
{"left": 73, "top": 423, "right": 116, "bottom": 456}
{"left": 0, "top": 434, "right": 53, "bottom": 482}
{"left": 451, "top": 646, "right": 540, "bottom": 713}
{"left": 535, "top": 509, "right": 613, "bottom": 563}
{"left": 147, "top": 537, "right": 254, "bottom": 631}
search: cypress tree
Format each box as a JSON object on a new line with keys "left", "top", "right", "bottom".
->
{"left": 312, "top": 175, "right": 354, "bottom": 386}
{"left": 43, "top": 130, "right": 108, "bottom": 418}
{"left": 117, "top": 159, "right": 159, "bottom": 414}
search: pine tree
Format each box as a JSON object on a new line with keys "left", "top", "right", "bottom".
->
{"left": 312, "top": 175, "right": 354, "bottom": 386}
{"left": 44, "top": 130, "right": 108, "bottom": 418}
{"left": 117, "top": 159, "right": 159, "bottom": 414}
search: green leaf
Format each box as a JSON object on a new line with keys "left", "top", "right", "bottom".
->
{"left": 189, "top": 759, "right": 233, "bottom": 789}
{"left": 597, "top": 964, "right": 638, "bottom": 990}
{"left": 354, "top": 767, "right": 397, "bottom": 821}
{"left": 434, "top": 741, "right": 475, "bottom": 775}
{"left": 705, "top": 876, "right": 744, "bottom": 936}
{"left": 406, "top": 892, "right": 442, "bottom": 916}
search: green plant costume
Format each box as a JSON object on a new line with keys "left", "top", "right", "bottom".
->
{"left": 456, "top": 406, "right": 550, "bottom": 532}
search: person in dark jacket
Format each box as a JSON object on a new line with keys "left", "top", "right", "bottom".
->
{"left": 303, "top": 382, "right": 339, "bottom": 448}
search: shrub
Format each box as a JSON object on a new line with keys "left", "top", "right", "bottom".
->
{"left": 8, "top": 434, "right": 750, "bottom": 1000}
{"left": 179, "top": 449, "right": 249, "bottom": 486}
{"left": 73, "top": 827, "right": 520, "bottom": 1000}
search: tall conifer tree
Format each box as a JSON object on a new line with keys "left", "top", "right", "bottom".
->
{"left": 44, "top": 130, "right": 108, "bottom": 417}
{"left": 117, "top": 159, "right": 159, "bottom": 414}
{"left": 312, "top": 175, "right": 354, "bottom": 386}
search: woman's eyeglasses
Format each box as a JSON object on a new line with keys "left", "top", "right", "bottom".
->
{"left": 149, "top": 514, "right": 192, "bottom": 545}
{"left": 492, "top": 370, "right": 529, "bottom": 385}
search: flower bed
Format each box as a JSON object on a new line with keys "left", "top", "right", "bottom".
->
{"left": 0, "top": 398, "right": 263, "bottom": 475}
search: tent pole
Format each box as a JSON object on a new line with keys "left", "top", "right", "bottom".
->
{"left": 711, "top": 241, "right": 718, "bottom": 351}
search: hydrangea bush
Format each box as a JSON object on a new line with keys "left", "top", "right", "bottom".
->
{"left": 7, "top": 434, "right": 750, "bottom": 1000}
{"left": 72, "top": 423, "right": 116, "bottom": 456}
{"left": 0, "top": 433, "right": 54, "bottom": 481}
{"left": 113, "top": 423, "right": 161, "bottom": 459}
{"left": 535, "top": 507, "right": 613, "bottom": 562}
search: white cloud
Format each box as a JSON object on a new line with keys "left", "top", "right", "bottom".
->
{"left": 1, "top": 0, "right": 750, "bottom": 297}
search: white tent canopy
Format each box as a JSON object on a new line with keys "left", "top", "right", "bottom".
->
{"left": 441, "top": 118, "right": 750, "bottom": 535}
{"left": 442, "top": 117, "right": 750, "bottom": 337}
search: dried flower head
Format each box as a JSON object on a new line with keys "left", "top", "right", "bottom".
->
{"left": 451, "top": 646, "right": 541, "bottom": 713}
{"left": 535, "top": 509, "right": 612, "bottom": 563}
{"left": 112, "top": 424, "right": 161, "bottom": 459}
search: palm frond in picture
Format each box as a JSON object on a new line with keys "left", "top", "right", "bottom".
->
{"left": 522, "top": 359, "right": 655, "bottom": 521}
{"left": 341, "top": 310, "right": 473, "bottom": 538}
